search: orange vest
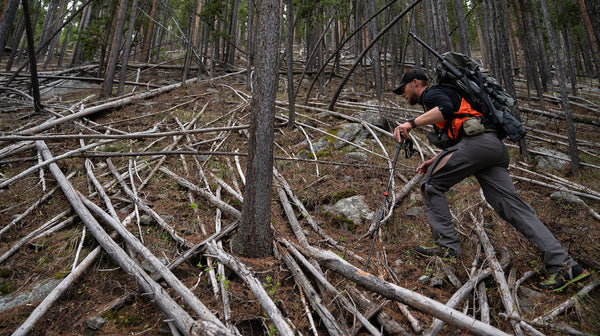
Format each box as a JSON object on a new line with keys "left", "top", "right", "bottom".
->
{"left": 434, "top": 98, "right": 483, "bottom": 140}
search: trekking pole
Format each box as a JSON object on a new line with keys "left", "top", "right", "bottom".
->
{"left": 365, "top": 140, "right": 403, "bottom": 271}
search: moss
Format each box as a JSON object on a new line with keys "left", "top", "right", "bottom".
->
{"left": 0, "top": 283, "right": 12, "bottom": 296}
{"left": 324, "top": 189, "right": 356, "bottom": 204}
{"left": 321, "top": 211, "right": 357, "bottom": 233}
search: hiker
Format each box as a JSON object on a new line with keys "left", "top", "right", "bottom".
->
{"left": 392, "top": 69, "right": 589, "bottom": 292}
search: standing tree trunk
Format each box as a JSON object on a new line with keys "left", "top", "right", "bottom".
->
{"left": 367, "top": 0, "right": 383, "bottom": 100}
{"left": 0, "top": 0, "right": 20, "bottom": 62}
{"left": 101, "top": 0, "right": 130, "bottom": 98}
{"left": 233, "top": 0, "right": 281, "bottom": 258}
{"left": 69, "top": 4, "right": 92, "bottom": 67}
{"left": 452, "top": 0, "right": 470, "bottom": 56}
{"left": 140, "top": 0, "right": 158, "bottom": 62}
{"left": 245, "top": 0, "right": 253, "bottom": 90}
{"left": 117, "top": 0, "right": 139, "bottom": 96}
{"left": 21, "top": 0, "right": 42, "bottom": 113}
{"left": 577, "top": 0, "right": 600, "bottom": 85}
{"left": 539, "top": 0, "right": 580, "bottom": 177}
{"left": 225, "top": 0, "right": 239, "bottom": 68}
{"left": 285, "top": 0, "right": 295, "bottom": 129}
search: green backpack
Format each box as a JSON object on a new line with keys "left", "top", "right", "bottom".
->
{"left": 434, "top": 52, "right": 527, "bottom": 142}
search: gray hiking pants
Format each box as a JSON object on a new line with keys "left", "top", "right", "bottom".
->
{"left": 420, "top": 132, "right": 574, "bottom": 273}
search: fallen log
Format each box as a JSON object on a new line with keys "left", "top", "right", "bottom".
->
{"left": 36, "top": 140, "right": 230, "bottom": 336}
{"left": 300, "top": 244, "right": 512, "bottom": 336}
{"left": 204, "top": 242, "right": 295, "bottom": 336}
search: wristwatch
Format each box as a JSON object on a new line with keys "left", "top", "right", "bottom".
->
{"left": 409, "top": 118, "right": 417, "bottom": 128}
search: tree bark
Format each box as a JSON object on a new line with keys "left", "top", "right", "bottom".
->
{"left": 101, "top": 0, "right": 130, "bottom": 98}
{"left": 285, "top": 0, "right": 295, "bottom": 129}
{"left": 0, "top": 0, "right": 20, "bottom": 60}
{"left": 452, "top": 0, "right": 470, "bottom": 56}
{"left": 21, "top": 0, "right": 42, "bottom": 113}
{"left": 577, "top": 0, "right": 600, "bottom": 84}
{"left": 302, "top": 244, "right": 512, "bottom": 336}
{"left": 233, "top": 0, "right": 281, "bottom": 258}
{"left": 117, "top": 0, "right": 139, "bottom": 96}
{"left": 539, "top": 0, "right": 580, "bottom": 177}
{"left": 35, "top": 140, "right": 227, "bottom": 336}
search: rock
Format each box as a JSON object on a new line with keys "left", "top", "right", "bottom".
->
{"left": 140, "top": 215, "right": 152, "bottom": 225}
{"left": 409, "top": 193, "right": 422, "bottom": 203}
{"left": 550, "top": 190, "right": 584, "bottom": 205}
{"left": 86, "top": 316, "right": 108, "bottom": 330}
{"left": 324, "top": 195, "right": 374, "bottom": 224}
{"left": 534, "top": 147, "right": 570, "bottom": 170}
{"left": 334, "top": 123, "right": 368, "bottom": 149}
{"left": 418, "top": 275, "right": 430, "bottom": 285}
{"left": 357, "top": 112, "right": 389, "bottom": 130}
{"left": 343, "top": 152, "right": 369, "bottom": 163}
{"left": 517, "top": 287, "right": 547, "bottom": 315}
{"left": 405, "top": 206, "right": 426, "bottom": 217}
{"left": 430, "top": 274, "right": 444, "bottom": 288}
{"left": 0, "top": 278, "right": 62, "bottom": 313}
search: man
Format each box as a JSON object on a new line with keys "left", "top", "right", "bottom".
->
{"left": 393, "top": 69, "right": 589, "bottom": 292}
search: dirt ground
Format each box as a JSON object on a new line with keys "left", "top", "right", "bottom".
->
{"left": 0, "top": 68, "right": 599, "bottom": 335}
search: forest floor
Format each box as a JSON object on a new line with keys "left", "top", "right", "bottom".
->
{"left": 0, "top": 65, "right": 599, "bottom": 336}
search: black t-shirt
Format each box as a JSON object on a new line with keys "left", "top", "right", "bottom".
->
{"left": 418, "top": 85, "right": 462, "bottom": 120}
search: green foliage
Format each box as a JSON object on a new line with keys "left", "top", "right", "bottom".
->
{"left": 263, "top": 275, "right": 280, "bottom": 299}
{"left": 0, "top": 282, "right": 12, "bottom": 296}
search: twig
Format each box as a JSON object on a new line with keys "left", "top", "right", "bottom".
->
{"left": 36, "top": 140, "right": 228, "bottom": 335}
{"left": 277, "top": 244, "right": 350, "bottom": 336}
{"left": 0, "top": 209, "right": 70, "bottom": 265}
{"left": 278, "top": 238, "right": 380, "bottom": 336}
{"left": 107, "top": 159, "right": 192, "bottom": 247}
{"left": 204, "top": 242, "right": 295, "bottom": 336}
{"left": 470, "top": 209, "right": 525, "bottom": 336}
{"left": 300, "top": 241, "right": 513, "bottom": 336}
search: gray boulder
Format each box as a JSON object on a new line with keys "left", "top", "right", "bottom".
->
{"left": 323, "top": 195, "right": 374, "bottom": 224}
{"left": 534, "top": 148, "right": 570, "bottom": 170}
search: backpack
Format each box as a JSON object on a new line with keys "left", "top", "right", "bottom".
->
{"left": 434, "top": 52, "right": 527, "bottom": 142}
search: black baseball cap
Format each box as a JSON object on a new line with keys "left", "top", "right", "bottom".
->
{"left": 392, "top": 69, "right": 428, "bottom": 94}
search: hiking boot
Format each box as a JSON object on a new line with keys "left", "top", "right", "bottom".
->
{"left": 415, "top": 245, "right": 458, "bottom": 260}
{"left": 534, "top": 264, "right": 590, "bottom": 293}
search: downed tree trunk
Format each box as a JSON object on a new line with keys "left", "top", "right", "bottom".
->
{"left": 203, "top": 242, "right": 295, "bottom": 336}
{"left": 300, "top": 244, "right": 512, "bottom": 336}
{"left": 36, "top": 140, "right": 231, "bottom": 336}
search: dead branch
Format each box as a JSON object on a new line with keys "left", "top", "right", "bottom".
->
{"left": 0, "top": 209, "right": 70, "bottom": 265}
{"left": 80, "top": 193, "right": 227, "bottom": 331}
{"left": 470, "top": 210, "right": 525, "bottom": 336}
{"left": 278, "top": 238, "right": 381, "bottom": 336}
{"left": 278, "top": 245, "right": 351, "bottom": 336}
{"left": 36, "top": 140, "right": 230, "bottom": 336}
{"left": 345, "top": 286, "right": 413, "bottom": 336}
{"left": 12, "top": 242, "right": 104, "bottom": 336}
{"left": 300, "top": 243, "right": 512, "bottom": 336}
{"left": 106, "top": 159, "right": 192, "bottom": 247}
{"left": 273, "top": 169, "right": 365, "bottom": 263}
{"left": 203, "top": 242, "right": 295, "bottom": 336}
{"left": 159, "top": 166, "right": 241, "bottom": 219}
{"left": 0, "top": 139, "right": 118, "bottom": 189}
{"left": 424, "top": 250, "right": 510, "bottom": 336}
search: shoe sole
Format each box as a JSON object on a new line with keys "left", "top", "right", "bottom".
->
{"left": 538, "top": 270, "right": 591, "bottom": 293}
